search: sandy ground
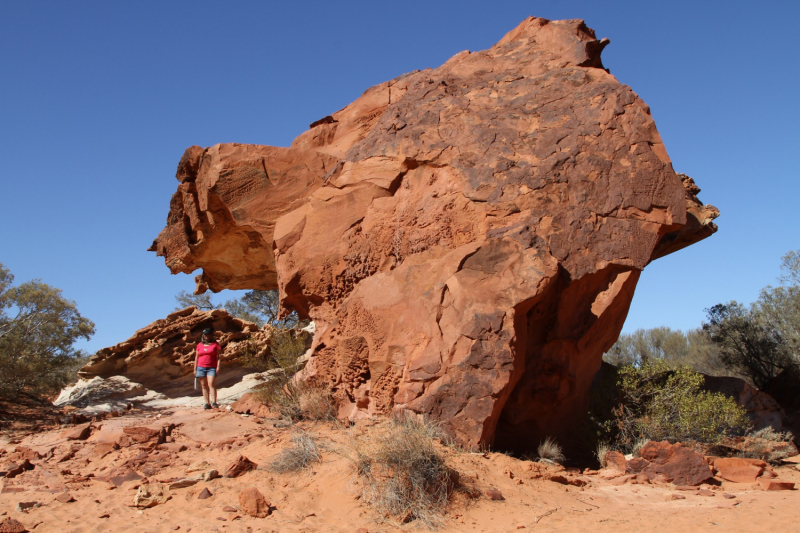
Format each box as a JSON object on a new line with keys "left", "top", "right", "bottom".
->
{"left": 1, "top": 407, "right": 799, "bottom": 533}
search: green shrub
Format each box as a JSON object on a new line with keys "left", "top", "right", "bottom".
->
{"left": 612, "top": 360, "right": 750, "bottom": 451}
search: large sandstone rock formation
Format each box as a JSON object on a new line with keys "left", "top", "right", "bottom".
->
{"left": 150, "top": 17, "right": 719, "bottom": 451}
{"left": 79, "top": 307, "right": 269, "bottom": 396}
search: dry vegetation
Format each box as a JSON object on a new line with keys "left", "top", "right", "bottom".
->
{"left": 345, "top": 413, "right": 460, "bottom": 528}
{"left": 268, "top": 431, "right": 322, "bottom": 473}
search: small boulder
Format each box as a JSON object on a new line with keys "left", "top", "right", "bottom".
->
{"left": 14, "top": 502, "right": 40, "bottom": 513}
{"left": 5, "top": 460, "right": 34, "bottom": 479}
{"left": 133, "top": 482, "right": 170, "bottom": 508}
{"left": 758, "top": 478, "right": 795, "bottom": 491}
{"left": 484, "top": 489, "right": 505, "bottom": 501}
{"left": 238, "top": 487, "right": 271, "bottom": 518}
{"left": 54, "top": 492, "right": 74, "bottom": 503}
{"left": 198, "top": 487, "right": 213, "bottom": 499}
{"left": 0, "top": 517, "right": 27, "bottom": 533}
{"left": 122, "top": 427, "right": 160, "bottom": 445}
{"left": 224, "top": 456, "right": 257, "bottom": 478}
{"left": 230, "top": 393, "right": 271, "bottom": 418}
{"left": 715, "top": 457, "right": 765, "bottom": 483}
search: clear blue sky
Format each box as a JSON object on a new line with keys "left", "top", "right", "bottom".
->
{"left": 1, "top": 1, "right": 798, "bottom": 352}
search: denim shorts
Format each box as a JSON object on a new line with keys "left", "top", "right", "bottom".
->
{"left": 195, "top": 366, "right": 217, "bottom": 378}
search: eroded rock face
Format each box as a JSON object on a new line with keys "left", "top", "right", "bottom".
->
{"left": 78, "top": 307, "right": 269, "bottom": 396}
{"left": 151, "top": 17, "right": 719, "bottom": 451}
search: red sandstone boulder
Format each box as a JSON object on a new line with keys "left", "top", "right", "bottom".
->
{"left": 238, "top": 487, "right": 271, "bottom": 517}
{"left": 0, "top": 517, "right": 27, "bottom": 533}
{"left": 224, "top": 455, "right": 257, "bottom": 478}
{"left": 715, "top": 457, "right": 765, "bottom": 483}
{"left": 61, "top": 423, "right": 91, "bottom": 441}
{"left": 230, "top": 393, "right": 272, "bottom": 418}
{"left": 636, "top": 441, "right": 713, "bottom": 486}
{"left": 758, "top": 478, "right": 795, "bottom": 491}
{"left": 151, "top": 17, "right": 719, "bottom": 451}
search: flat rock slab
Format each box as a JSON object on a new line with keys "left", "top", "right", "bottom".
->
{"left": 715, "top": 457, "right": 765, "bottom": 483}
{"left": 758, "top": 478, "right": 795, "bottom": 491}
{"left": 179, "top": 414, "right": 260, "bottom": 444}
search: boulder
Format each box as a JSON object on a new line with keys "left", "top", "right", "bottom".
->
{"left": 714, "top": 457, "right": 765, "bottom": 483}
{"left": 61, "top": 424, "right": 92, "bottom": 441}
{"left": 224, "top": 455, "right": 257, "bottom": 478}
{"left": 635, "top": 441, "right": 713, "bottom": 486}
{"left": 151, "top": 17, "right": 719, "bottom": 450}
{"left": 703, "top": 376, "right": 785, "bottom": 431}
{"left": 238, "top": 487, "right": 271, "bottom": 517}
{"left": 758, "top": 478, "right": 795, "bottom": 491}
{"left": 70, "top": 307, "right": 273, "bottom": 400}
{"left": 133, "top": 482, "right": 170, "bottom": 508}
{"left": 0, "top": 518, "right": 27, "bottom": 533}
{"left": 229, "top": 393, "right": 272, "bottom": 418}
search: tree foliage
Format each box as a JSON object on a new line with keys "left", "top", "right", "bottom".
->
{"left": 702, "top": 249, "right": 800, "bottom": 389}
{"left": 175, "top": 288, "right": 299, "bottom": 328}
{"left": 0, "top": 262, "right": 95, "bottom": 399}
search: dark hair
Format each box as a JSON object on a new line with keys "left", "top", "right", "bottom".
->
{"left": 202, "top": 328, "right": 214, "bottom": 336}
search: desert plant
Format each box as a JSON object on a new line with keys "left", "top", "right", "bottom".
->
{"left": 737, "top": 427, "right": 797, "bottom": 464}
{"left": 612, "top": 360, "right": 750, "bottom": 451}
{"left": 268, "top": 431, "right": 322, "bottom": 473}
{"left": 298, "top": 385, "right": 336, "bottom": 421}
{"left": 347, "top": 413, "right": 457, "bottom": 528}
{"left": 595, "top": 441, "right": 611, "bottom": 468}
{"left": 537, "top": 436, "right": 565, "bottom": 463}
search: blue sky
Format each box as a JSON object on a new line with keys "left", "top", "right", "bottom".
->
{"left": 1, "top": 1, "right": 798, "bottom": 352}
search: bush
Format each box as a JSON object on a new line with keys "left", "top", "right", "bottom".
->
{"left": 268, "top": 431, "right": 322, "bottom": 473}
{"left": 595, "top": 442, "right": 610, "bottom": 468}
{"left": 0, "top": 263, "right": 94, "bottom": 399}
{"left": 537, "top": 437, "right": 565, "bottom": 463}
{"left": 347, "top": 413, "right": 458, "bottom": 528}
{"left": 737, "top": 427, "right": 797, "bottom": 464}
{"left": 611, "top": 361, "right": 750, "bottom": 451}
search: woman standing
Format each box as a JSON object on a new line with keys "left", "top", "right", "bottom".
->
{"left": 194, "top": 327, "right": 221, "bottom": 409}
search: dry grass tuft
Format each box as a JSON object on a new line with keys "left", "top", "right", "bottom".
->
{"left": 537, "top": 436, "right": 565, "bottom": 464}
{"left": 595, "top": 441, "right": 611, "bottom": 468}
{"left": 268, "top": 431, "right": 322, "bottom": 473}
{"left": 298, "top": 384, "right": 337, "bottom": 421}
{"left": 738, "top": 427, "right": 797, "bottom": 464}
{"left": 347, "top": 413, "right": 458, "bottom": 529}
{"left": 631, "top": 438, "right": 649, "bottom": 458}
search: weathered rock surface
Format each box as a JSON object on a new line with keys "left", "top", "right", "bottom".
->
{"left": 238, "top": 486, "right": 271, "bottom": 517}
{"left": 151, "top": 17, "right": 719, "bottom": 450}
{"left": 77, "top": 307, "right": 269, "bottom": 390}
{"left": 229, "top": 393, "right": 273, "bottom": 418}
{"left": 133, "top": 482, "right": 170, "bottom": 508}
{"left": 224, "top": 455, "right": 257, "bottom": 478}
{"left": 714, "top": 457, "right": 765, "bottom": 483}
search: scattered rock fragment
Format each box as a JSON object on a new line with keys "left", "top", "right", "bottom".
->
{"left": 203, "top": 469, "right": 219, "bottom": 481}
{"left": 664, "top": 493, "right": 686, "bottom": 501}
{"left": 224, "top": 456, "right": 257, "bottom": 478}
{"left": 238, "top": 487, "right": 271, "bottom": 518}
{"left": 14, "top": 502, "right": 40, "bottom": 513}
{"left": 485, "top": 489, "right": 505, "bottom": 501}
{"left": 5, "top": 460, "right": 34, "bottom": 479}
{"left": 61, "top": 424, "right": 92, "bottom": 441}
{"left": 198, "top": 488, "right": 213, "bottom": 499}
{"left": 168, "top": 477, "right": 202, "bottom": 490}
{"left": 714, "top": 457, "right": 766, "bottom": 483}
{"left": 54, "top": 492, "right": 74, "bottom": 504}
{"left": 758, "top": 478, "right": 795, "bottom": 491}
{"left": 133, "top": 482, "right": 170, "bottom": 508}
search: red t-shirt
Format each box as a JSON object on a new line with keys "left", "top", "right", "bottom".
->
{"left": 196, "top": 342, "right": 221, "bottom": 368}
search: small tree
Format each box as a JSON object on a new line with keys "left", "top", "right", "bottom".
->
{"left": 175, "top": 288, "right": 300, "bottom": 328}
{"left": 703, "top": 302, "right": 791, "bottom": 389}
{"left": 0, "top": 263, "right": 95, "bottom": 399}
{"left": 174, "top": 290, "right": 218, "bottom": 311}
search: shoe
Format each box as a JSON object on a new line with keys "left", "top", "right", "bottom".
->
{"left": 211, "top": 402, "right": 219, "bottom": 408}
{"left": 203, "top": 403, "right": 211, "bottom": 410}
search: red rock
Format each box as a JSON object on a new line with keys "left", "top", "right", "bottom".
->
{"left": 0, "top": 517, "right": 27, "bottom": 533}
{"left": 758, "top": 478, "right": 795, "bottom": 491}
{"left": 238, "top": 487, "right": 271, "bottom": 518}
{"left": 230, "top": 393, "right": 272, "bottom": 418}
{"left": 4, "top": 460, "right": 34, "bottom": 479}
{"left": 224, "top": 456, "right": 257, "bottom": 478}
{"left": 664, "top": 493, "right": 685, "bottom": 501}
{"left": 157, "top": 443, "right": 188, "bottom": 453}
{"left": 697, "top": 489, "right": 715, "bottom": 496}
{"left": 222, "top": 506, "right": 237, "bottom": 513}
{"left": 485, "top": 489, "right": 505, "bottom": 500}
{"left": 639, "top": 441, "right": 713, "bottom": 487}
{"left": 13, "top": 448, "right": 40, "bottom": 461}
{"left": 722, "top": 494, "right": 736, "bottom": 499}
{"left": 605, "top": 451, "right": 626, "bottom": 472}
{"left": 98, "top": 466, "right": 143, "bottom": 487}
{"left": 122, "top": 427, "right": 160, "bottom": 444}
{"left": 151, "top": 17, "right": 718, "bottom": 450}
{"left": 61, "top": 424, "right": 91, "bottom": 441}
{"left": 92, "top": 442, "right": 119, "bottom": 460}
{"left": 198, "top": 487, "right": 213, "bottom": 499}
{"left": 54, "top": 492, "right": 74, "bottom": 503}
{"left": 715, "top": 457, "right": 764, "bottom": 483}
{"left": 77, "top": 308, "right": 270, "bottom": 399}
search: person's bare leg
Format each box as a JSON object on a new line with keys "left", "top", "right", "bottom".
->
{"left": 200, "top": 378, "right": 210, "bottom": 406}
{"left": 208, "top": 375, "right": 217, "bottom": 405}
